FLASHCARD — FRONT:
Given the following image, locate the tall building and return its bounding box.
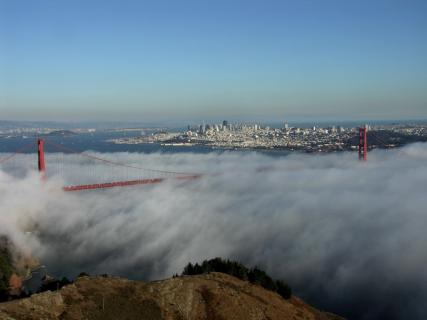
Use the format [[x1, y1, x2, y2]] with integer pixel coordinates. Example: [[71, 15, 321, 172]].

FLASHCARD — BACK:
[[199, 124, 206, 134]]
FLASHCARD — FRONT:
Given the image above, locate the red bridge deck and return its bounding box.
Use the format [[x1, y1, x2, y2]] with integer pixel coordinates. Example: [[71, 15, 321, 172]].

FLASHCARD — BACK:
[[62, 175, 201, 192]]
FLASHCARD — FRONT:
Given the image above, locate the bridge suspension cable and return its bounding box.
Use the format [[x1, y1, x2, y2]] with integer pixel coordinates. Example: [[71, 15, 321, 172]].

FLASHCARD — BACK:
[[37, 139, 201, 191], [44, 140, 198, 176], [0, 142, 35, 165]]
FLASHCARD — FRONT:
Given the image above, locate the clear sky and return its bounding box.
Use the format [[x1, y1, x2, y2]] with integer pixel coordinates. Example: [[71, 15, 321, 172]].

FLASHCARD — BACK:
[[1, 0, 426, 122]]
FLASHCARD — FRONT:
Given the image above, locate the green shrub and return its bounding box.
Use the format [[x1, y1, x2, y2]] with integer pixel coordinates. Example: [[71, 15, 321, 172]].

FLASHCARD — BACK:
[[276, 280, 292, 299], [248, 267, 277, 291], [0, 246, 13, 301], [77, 272, 90, 278], [37, 276, 72, 293], [181, 257, 292, 299]]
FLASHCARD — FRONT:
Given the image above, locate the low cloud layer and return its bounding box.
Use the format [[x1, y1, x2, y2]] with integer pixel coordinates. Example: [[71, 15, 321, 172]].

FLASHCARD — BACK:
[[1, 144, 427, 319]]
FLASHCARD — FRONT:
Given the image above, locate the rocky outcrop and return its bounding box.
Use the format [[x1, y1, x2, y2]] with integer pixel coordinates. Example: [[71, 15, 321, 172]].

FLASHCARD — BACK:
[[0, 272, 343, 320]]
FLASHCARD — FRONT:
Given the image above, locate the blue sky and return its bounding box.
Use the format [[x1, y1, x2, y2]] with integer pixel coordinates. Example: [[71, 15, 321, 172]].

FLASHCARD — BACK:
[[0, 0, 426, 122]]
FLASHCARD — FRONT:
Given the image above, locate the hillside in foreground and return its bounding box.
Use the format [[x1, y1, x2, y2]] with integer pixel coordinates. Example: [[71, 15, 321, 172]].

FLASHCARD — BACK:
[[0, 272, 343, 320]]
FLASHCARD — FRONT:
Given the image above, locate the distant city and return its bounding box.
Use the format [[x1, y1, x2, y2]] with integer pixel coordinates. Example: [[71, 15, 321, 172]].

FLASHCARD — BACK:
[[1, 120, 426, 154], [110, 120, 427, 153]]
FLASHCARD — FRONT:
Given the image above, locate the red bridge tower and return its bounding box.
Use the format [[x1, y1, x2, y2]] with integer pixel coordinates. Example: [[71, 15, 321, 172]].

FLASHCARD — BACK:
[[358, 126, 368, 161], [38, 138, 46, 178]]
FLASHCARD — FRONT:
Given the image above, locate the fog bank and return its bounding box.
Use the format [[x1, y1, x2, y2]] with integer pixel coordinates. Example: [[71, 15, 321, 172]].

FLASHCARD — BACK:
[[1, 144, 427, 319]]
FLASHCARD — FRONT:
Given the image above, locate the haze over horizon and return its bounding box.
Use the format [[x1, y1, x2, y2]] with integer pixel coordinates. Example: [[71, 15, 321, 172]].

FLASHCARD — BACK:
[[1, 0, 427, 121]]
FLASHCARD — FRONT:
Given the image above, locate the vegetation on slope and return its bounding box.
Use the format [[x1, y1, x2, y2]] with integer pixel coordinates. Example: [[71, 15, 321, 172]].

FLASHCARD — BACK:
[[182, 257, 292, 299], [0, 239, 13, 301]]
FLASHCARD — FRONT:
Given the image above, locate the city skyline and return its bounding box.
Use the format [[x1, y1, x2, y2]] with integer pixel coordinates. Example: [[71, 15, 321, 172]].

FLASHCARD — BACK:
[[1, 0, 426, 121]]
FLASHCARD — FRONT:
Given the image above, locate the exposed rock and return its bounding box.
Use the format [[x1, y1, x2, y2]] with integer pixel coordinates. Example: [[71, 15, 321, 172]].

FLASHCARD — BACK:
[[7, 274, 22, 297], [0, 273, 343, 320]]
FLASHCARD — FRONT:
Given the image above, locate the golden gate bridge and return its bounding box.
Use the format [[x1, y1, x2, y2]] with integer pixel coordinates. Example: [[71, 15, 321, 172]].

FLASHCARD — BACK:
[[0, 127, 370, 192]]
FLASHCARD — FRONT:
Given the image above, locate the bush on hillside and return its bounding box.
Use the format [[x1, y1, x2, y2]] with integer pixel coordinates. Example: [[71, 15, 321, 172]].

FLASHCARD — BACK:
[[38, 276, 72, 293], [182, 257, 292, 299], [276, 279, 292, 299], [77, 272, 90, 278], [0, 244, 14, 301]]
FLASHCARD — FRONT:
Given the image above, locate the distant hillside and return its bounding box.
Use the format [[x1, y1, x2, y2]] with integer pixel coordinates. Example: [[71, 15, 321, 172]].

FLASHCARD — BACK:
[[0, 273, 343, 320], [43, 130, 77, 137], [347, 129, 427, 148]]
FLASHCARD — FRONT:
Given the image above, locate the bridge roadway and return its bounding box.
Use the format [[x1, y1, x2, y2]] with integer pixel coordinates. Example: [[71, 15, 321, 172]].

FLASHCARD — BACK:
[[62, 175, 201, 192]]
